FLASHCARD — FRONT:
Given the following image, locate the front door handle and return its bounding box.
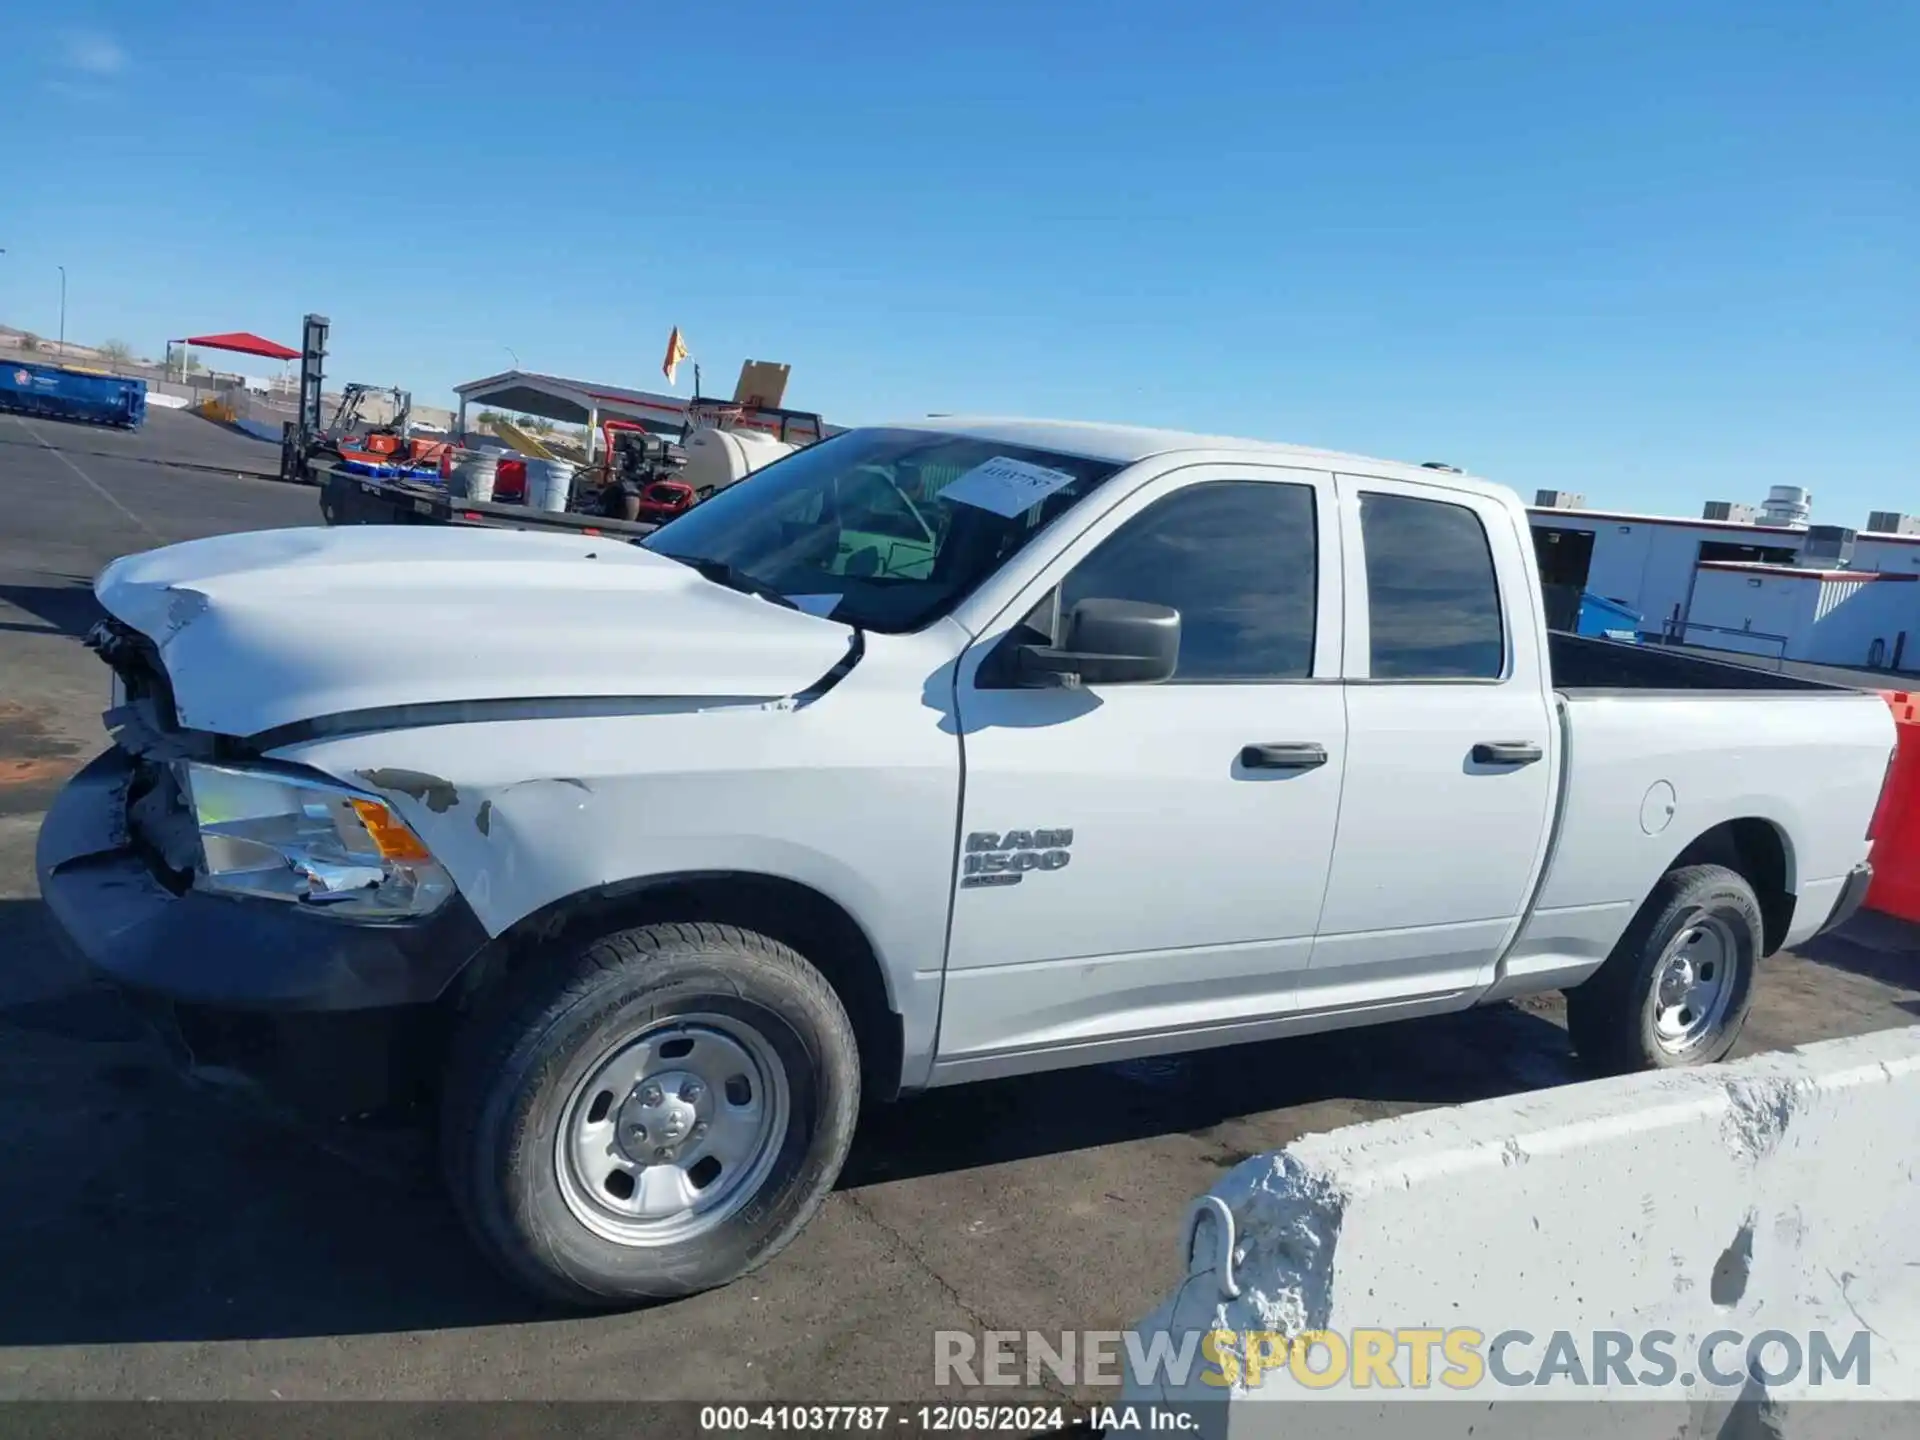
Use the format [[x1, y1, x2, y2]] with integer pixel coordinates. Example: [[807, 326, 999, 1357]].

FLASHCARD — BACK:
[[1472, 740, 1544, 766], [1240, 742, 1329, 770]]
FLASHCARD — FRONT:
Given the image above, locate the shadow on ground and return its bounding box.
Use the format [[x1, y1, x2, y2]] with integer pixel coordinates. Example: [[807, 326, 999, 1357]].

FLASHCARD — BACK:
[[1799, 909, 1920, 1016], [0, 888, 1581, 1348], [0, 899, 549, 1347], [843, 1000, 1577, 1186], [0, 578, 102, 638]]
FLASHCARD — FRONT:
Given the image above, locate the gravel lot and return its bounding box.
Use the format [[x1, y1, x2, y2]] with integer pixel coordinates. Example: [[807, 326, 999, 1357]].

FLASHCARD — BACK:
[[1, 407, 1915, 1404]]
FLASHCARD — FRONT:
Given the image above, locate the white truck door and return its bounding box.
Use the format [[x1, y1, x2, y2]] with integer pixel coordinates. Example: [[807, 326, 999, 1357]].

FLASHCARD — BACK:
[[1306, 476, 1556, 1007], [933, 465, 1347, 1075]]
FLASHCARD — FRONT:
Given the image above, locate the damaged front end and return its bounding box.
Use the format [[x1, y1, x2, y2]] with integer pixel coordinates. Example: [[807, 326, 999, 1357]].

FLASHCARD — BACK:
[[85, 615, 458, 919], [87, 616, 208, 889], [34, 619, 493, 1118]]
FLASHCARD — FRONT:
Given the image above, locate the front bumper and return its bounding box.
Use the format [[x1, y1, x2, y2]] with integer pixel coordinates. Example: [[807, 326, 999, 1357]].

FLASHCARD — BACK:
[[35, 747, 491, 1113], [1813, 861, 1873, 939]]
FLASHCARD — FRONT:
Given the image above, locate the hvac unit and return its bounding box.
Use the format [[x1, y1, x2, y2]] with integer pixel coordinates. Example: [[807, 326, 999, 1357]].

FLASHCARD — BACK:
[[1798, 525, 1856, 568], [1759, 485, 1812, 526]]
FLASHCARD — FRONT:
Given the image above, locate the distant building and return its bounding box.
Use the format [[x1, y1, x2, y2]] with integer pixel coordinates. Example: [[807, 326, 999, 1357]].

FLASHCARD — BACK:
[[1530, 487, 1920, 674]]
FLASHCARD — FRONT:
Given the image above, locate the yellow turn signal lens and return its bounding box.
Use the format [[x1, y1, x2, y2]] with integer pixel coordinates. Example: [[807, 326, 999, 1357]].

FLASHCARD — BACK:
[[350, 798, 435, 862]]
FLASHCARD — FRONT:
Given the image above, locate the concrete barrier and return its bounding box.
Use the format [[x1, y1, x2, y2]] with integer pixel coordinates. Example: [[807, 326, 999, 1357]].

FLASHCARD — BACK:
[[1123, 1026, 1920, 1438]]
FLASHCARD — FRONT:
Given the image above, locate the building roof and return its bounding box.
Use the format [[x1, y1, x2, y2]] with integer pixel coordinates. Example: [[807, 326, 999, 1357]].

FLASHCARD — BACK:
[[1697, 560, 1918, 582], [888, 415, 1511, 495], [1527, 505, 1810, 537], [455, 368, 691, 432], [1530, 504, 1920, 548]]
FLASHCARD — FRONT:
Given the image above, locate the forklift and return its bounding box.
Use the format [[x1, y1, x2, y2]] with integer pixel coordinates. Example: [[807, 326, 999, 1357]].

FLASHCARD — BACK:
[[330, 382, 414, 456], [277, 314, 331, 484], [278, 315, 440, 483]]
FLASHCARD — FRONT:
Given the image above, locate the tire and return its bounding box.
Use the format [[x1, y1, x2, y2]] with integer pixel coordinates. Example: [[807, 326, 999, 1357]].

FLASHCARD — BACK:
[[1564, 864, 1761, 1073], [441, 921, 860, 1308]]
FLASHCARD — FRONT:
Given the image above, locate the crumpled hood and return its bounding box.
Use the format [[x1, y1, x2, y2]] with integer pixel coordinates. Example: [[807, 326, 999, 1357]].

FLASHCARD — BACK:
[[95, 525, 855, 737]]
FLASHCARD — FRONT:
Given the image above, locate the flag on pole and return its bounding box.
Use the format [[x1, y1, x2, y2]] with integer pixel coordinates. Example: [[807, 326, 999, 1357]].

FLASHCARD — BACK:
[[662, 327, 690, 385]]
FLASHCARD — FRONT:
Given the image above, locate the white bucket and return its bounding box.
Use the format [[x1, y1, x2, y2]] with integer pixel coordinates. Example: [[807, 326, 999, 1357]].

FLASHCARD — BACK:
[[528, 457, 575, 513], [448, 449, 499, 502]]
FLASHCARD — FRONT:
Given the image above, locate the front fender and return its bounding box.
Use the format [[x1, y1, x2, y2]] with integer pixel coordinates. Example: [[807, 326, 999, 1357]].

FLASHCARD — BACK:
[[271, 690, 963, 1090]]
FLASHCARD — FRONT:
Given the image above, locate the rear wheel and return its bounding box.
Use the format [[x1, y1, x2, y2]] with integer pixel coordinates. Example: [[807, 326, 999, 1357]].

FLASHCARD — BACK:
[[441, 922, 860, 1308], [1564, 864, 1761, 1072]]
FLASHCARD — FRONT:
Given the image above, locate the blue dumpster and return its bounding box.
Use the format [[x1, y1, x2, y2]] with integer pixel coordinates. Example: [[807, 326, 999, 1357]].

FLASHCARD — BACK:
[[0, 361, 147, 429], [1576, 591, 1642, 643]]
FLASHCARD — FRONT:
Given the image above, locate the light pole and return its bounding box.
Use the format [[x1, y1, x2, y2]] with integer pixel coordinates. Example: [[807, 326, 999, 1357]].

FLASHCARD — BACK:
[[503, 345, 520, 370], [56, 265, 66, 355]]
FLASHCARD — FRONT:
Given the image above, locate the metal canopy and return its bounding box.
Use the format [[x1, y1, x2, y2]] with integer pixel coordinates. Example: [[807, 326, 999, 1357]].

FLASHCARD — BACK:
[[453, 368, 689, 438], [182, 330, 300, 360], [462, 384, 591, 425]]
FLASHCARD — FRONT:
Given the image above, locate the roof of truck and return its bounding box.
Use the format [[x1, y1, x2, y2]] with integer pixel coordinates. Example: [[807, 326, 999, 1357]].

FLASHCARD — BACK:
[[893, 415, 1512, 498]]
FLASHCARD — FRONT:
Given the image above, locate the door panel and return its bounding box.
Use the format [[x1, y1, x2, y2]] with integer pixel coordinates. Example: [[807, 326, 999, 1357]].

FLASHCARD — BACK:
[[935, 465, 1347, 1065], [1307, 478, 1556, 1005], [938, 683, 1349, 1056]]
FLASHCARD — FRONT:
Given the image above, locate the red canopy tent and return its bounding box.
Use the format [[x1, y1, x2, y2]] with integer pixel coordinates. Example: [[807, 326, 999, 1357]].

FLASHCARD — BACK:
[[181, 331, 300, 360]]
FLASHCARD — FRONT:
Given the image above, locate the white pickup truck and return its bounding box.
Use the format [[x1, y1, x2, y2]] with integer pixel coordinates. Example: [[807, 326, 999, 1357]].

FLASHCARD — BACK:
[[37, 418, 1893, 1308]]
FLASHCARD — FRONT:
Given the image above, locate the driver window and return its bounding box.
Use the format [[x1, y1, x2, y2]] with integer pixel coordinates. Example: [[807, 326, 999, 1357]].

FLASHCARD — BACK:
[[1058, 480, 1318, 682]]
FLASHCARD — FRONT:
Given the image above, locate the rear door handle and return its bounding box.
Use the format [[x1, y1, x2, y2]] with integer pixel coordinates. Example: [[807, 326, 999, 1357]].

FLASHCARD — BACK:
[[1472, 740, 1544, 766], [1240, 742, 1329, 770]]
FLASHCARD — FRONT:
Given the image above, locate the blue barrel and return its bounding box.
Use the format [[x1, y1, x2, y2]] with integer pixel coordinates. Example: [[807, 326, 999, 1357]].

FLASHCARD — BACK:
[[0, 361, 147, 428]]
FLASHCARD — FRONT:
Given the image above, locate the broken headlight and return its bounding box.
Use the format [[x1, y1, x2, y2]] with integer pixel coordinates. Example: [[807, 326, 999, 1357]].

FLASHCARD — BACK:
[[179, 762, 454, 920]]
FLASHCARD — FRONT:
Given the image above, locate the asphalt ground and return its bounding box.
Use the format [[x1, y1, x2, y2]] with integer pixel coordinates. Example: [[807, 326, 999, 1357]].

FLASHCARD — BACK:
[[0, 409, 1915, 1403]]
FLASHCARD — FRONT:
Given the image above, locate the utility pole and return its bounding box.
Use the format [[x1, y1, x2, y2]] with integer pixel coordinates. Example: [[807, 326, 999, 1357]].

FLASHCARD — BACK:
[[57, 265, 66, 355]]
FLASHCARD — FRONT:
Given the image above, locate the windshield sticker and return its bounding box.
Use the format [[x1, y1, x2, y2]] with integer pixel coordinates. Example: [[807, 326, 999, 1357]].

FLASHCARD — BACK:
[[938, 455, 1080, 518], [787, 593, 843, 617]]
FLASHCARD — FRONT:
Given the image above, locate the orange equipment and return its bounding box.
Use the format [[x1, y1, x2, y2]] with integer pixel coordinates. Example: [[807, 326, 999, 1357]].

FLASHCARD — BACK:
[[1864, 690, 1920, 924]]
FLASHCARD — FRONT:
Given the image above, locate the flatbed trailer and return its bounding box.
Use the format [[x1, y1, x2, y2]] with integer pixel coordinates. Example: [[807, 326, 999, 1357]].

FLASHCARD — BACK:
[[313, 461, 658, 539]]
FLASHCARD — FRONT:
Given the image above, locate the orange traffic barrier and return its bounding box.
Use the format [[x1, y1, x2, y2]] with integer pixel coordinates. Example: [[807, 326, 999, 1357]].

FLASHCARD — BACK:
[[1865, 691, 1920, 923]]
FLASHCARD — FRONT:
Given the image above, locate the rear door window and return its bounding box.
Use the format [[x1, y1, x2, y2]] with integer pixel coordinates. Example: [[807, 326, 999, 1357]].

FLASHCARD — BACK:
[[1359, 493, 1505, 679]]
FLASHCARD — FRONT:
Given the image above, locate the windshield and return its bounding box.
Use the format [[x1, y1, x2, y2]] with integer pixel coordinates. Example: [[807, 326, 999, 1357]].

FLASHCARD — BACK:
[[642, 428, 1123, 632]]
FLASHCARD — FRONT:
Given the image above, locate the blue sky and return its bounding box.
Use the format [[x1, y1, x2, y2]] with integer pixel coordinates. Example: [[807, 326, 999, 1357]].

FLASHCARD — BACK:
[[2, 1, 1913, 520]]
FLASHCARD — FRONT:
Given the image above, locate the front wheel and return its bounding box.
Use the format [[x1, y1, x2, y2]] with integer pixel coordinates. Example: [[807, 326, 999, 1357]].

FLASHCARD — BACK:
[[1564, 864, 1761, 1072], [441, 922, 860, 1308]]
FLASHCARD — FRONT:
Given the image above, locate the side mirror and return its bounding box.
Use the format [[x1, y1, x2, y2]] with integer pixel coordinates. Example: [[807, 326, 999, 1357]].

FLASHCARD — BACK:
[[1013, 598, 1180, 688]]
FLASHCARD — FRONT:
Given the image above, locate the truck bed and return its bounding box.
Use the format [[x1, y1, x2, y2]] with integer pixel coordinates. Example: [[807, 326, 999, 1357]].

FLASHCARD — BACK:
[[312, 462, 658, 540], [1547, 631, 1849, 695]]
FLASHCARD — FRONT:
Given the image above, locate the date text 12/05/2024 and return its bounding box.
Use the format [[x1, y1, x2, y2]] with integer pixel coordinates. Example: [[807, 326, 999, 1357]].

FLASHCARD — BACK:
[[697, 1403, 1194, 1433]]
